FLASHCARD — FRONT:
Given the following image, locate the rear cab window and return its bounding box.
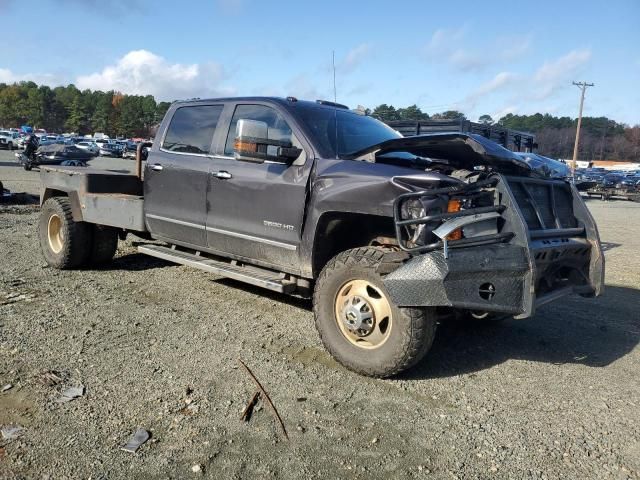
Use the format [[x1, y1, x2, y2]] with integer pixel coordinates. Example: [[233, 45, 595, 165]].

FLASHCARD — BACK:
[[162, 105, 224, 155]]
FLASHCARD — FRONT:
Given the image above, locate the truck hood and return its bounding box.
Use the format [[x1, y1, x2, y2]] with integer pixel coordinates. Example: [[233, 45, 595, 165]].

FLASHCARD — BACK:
[[345, 133, 544, 176]]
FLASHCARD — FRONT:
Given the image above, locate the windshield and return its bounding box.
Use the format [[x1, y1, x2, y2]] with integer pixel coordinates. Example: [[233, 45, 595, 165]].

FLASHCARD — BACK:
[[295, 106, 401, 158]]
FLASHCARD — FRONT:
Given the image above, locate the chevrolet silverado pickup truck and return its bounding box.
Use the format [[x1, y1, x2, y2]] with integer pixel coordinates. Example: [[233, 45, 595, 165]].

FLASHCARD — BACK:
[[37, 97, 604, 377]]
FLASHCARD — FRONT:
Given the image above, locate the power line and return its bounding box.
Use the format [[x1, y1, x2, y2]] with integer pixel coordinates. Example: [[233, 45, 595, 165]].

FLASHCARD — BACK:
[[571, 81, 594, 171]]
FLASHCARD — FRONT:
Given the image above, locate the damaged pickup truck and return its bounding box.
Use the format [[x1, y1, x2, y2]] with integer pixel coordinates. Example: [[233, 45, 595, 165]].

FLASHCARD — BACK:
[[37, 97, 604, 377]]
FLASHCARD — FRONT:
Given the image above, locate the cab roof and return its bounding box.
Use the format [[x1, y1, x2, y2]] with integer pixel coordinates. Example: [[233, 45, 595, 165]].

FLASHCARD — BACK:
[[171, 96, 349, 112]]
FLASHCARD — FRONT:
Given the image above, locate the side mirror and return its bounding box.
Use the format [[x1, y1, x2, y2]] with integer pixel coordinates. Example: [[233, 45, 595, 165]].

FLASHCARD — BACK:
[[234, 118, 302, 164]]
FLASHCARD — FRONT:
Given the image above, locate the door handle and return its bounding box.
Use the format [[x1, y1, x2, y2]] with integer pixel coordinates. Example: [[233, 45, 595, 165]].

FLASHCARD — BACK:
[[150, 163, 163, 171], [212, 170, 232, 180]]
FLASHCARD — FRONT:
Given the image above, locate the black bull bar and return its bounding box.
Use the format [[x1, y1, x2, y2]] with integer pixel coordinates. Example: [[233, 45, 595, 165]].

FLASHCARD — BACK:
[[385, 174, 604, 319]]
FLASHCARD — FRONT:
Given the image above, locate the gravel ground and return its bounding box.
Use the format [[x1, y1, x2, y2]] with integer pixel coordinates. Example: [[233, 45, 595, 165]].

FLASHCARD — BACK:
[[1, 150, 639, 479]]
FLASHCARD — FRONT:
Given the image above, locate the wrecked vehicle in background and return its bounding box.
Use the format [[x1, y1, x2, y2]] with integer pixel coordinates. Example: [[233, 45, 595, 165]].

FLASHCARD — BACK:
[[36, 97, 604, 378], [16, 144, 94, 170]]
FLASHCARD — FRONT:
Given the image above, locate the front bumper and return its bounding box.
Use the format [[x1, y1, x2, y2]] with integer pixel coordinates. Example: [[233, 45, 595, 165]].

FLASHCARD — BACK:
[[384, 174, 604, 319]]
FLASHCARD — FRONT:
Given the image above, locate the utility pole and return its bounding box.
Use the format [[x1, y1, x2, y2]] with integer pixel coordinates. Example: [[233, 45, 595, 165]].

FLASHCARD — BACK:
[[571, 81, 594, 172]]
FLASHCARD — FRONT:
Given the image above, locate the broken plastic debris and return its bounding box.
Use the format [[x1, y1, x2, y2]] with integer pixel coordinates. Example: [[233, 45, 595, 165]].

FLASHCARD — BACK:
[[56, 385, 85, 403], [121, 428, 150, 453], [1, 384, 13, 392], [1, 425, 24, 440], [39, 370, 63, 386]]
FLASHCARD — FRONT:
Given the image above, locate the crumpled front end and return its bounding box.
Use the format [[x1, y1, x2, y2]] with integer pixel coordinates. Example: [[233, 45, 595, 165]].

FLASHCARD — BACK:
[[384, 174, 604, 319]]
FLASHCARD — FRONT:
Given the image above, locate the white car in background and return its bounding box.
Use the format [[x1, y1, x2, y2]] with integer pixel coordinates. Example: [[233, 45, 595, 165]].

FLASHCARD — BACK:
[[75, 141, 100, 155], [0, 131, 18, 150]]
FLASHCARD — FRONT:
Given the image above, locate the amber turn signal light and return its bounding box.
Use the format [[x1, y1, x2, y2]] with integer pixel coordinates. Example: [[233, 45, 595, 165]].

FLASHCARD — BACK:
[[446, 199, 463, 240], [234, 140, 257, 152]]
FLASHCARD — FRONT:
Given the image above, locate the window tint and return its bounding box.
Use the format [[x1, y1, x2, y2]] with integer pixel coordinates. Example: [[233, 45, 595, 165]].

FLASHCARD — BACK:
[[162, 105, 223, 155], [224, 104, 294, 155]]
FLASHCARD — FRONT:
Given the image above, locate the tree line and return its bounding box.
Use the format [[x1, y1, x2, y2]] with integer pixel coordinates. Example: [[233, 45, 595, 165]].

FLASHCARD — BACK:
[[370, 104, 640, 162], [1, 81, 638, 160], [0, 81, 171, 138]]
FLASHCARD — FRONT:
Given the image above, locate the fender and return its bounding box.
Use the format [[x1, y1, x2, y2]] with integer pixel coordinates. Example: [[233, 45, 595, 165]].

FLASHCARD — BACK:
[[299, 158, 459, 277], [41, 187, 84, 222]]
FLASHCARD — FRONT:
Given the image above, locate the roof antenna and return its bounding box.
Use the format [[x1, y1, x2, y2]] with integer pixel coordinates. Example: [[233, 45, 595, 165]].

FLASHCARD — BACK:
[[332, 50, 339, 159]]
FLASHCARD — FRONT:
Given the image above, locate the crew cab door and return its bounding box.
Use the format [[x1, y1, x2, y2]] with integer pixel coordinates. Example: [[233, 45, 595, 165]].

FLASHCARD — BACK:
[[205, 103, 312, 271], [144, 104, 224, 247]]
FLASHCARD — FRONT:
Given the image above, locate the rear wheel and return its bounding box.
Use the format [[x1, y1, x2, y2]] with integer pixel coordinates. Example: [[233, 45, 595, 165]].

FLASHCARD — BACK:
[[313, 247, 437, 378], [39, 197, 91, 269]]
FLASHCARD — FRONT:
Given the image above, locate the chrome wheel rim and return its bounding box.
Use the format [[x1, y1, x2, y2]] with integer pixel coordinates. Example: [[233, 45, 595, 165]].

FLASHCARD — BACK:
[[334, 279, 393, 349]]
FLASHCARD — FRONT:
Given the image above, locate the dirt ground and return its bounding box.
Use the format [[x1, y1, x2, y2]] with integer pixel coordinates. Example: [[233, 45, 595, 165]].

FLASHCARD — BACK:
[[1, 151, 639, 479]]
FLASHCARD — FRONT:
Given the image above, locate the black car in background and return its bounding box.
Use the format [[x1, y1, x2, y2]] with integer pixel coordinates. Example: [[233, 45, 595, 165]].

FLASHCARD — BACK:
[[601, 174, 625, 188], [619, 175, 640, 190]]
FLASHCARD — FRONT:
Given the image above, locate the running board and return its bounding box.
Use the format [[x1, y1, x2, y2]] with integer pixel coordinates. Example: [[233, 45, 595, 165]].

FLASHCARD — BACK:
[[138, 244, 297, 294]]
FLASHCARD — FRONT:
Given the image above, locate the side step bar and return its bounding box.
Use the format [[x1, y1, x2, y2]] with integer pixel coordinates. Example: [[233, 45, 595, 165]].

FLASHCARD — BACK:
[[138, 244, 297, 294]]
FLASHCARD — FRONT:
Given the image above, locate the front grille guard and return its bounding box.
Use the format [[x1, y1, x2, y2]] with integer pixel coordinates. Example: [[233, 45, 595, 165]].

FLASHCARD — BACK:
[[393, 176, 512, 254]]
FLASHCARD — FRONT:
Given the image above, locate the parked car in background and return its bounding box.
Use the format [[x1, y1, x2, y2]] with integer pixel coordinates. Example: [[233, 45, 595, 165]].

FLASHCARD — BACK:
[[602, 174, 625, 188], [94, 138, 109, 149], [0, 130, 19, 150], [39, 144, 95, 162], [619, 175, 640, 191], [98, 142, 123, 157], [122, 140, 139, 159], [75, 141, 100, 155]]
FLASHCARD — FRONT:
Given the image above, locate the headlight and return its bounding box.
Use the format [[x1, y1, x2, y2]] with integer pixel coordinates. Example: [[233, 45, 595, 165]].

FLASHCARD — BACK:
[[400, 199, 426, 246], [400, 198, 425, 220]]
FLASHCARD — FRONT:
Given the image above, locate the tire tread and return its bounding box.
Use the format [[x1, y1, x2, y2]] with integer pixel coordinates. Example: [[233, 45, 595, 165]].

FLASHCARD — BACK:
[[313, 247, 436, 377]]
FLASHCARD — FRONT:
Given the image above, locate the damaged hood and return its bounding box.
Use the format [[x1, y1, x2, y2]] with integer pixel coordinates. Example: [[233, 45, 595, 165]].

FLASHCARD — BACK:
[[345, 133, 547, 176]]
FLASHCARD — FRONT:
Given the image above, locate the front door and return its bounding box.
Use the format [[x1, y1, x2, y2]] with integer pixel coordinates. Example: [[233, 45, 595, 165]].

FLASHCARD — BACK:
[[205, 103, 312, 271], [144, 103, 224, 248]]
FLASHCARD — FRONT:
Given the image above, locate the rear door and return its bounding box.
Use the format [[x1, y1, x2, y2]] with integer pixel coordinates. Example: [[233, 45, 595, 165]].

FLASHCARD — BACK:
[[205, 102, 312, 271], [144, 103, 224, 248]]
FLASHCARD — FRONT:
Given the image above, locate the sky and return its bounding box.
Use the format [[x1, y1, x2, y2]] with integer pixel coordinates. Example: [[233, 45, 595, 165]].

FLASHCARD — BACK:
[[0, 0, 638, 124]]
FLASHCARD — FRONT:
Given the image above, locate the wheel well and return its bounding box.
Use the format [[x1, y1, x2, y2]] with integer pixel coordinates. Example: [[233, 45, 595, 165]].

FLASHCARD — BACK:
[[42, 188, 68, 204], [312, 212, 396, 276]]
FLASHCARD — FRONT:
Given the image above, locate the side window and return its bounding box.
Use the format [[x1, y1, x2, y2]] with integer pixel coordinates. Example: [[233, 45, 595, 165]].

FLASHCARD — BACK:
[[162, 105, 223, 155], [224, 104, 294, 155]]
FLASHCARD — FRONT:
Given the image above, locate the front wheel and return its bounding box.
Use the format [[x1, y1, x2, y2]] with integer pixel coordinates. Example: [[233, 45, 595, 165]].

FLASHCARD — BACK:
[[313, 247, 437, 378]]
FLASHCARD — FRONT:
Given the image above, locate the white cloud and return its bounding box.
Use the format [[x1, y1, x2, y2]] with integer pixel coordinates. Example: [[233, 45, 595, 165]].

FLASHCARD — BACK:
[[472, 72, 519, 98], [500, 35, 533, 61], [425, 27, 466, 55], [0, 68, 64, 86], [533, 49, 591, 99], [425, 27, 532, 73], [490, 105, 518, 121], [448, 49, 485, 72], [76, 50, 234, 101], [283, 73, 328, 100], [338, 43, 371, 74], [534, 49, 591, 84]]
